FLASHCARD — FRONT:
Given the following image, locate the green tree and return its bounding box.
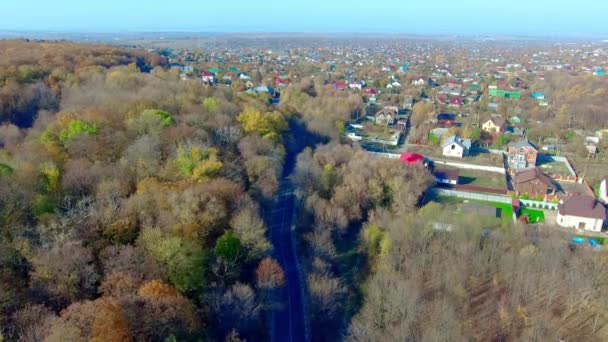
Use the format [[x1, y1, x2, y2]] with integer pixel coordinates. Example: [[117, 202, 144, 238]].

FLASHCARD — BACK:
[[470, 128, 482, 141], [33, 194, 55, 217], [58, 120, 98, 142], [138, 227, 206, 293], [215, 231, 242, 262], [127, 109, 173, 135], [0, 162, 13, 176]]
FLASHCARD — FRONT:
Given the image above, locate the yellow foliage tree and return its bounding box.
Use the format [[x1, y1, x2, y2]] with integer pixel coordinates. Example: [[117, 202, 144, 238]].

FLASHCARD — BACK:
[[175, 145, 223, 182], [237, 108, 288, 140], [39, 162, 60, 193]]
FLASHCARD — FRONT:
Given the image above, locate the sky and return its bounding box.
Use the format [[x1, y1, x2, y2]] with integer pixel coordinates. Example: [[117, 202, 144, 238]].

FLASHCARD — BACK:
[[1, 0, 607, 37]]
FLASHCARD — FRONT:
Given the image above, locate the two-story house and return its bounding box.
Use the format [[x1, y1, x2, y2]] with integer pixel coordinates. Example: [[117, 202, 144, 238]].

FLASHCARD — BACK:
[[482, 116, 507, 134], [374, 106, 398, 126], [507, 139, 538, 170]]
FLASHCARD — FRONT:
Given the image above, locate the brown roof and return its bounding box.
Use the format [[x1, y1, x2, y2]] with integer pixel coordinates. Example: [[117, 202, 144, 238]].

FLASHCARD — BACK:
[[434, 168, 460, 181], [513, 168, 553, 187], [490, 116, 507, 127], [375, 107, 397, 118], [559, 195, 606, 220]]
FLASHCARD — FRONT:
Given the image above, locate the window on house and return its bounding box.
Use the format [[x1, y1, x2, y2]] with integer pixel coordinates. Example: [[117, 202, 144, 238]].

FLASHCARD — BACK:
[[578, 222, 586, 230], [451, 144, 455, 150]]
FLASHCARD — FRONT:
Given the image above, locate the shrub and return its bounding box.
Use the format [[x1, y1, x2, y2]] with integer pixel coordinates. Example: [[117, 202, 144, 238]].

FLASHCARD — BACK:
[[0, 163, 13, 176], [33, 194, 55, 217]]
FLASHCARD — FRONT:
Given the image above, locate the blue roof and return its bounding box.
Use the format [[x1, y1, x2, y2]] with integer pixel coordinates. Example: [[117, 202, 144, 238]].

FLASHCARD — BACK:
[[531, 92, 544, 98], [442, 135, 471, 149], [437, 113, 456, 121]]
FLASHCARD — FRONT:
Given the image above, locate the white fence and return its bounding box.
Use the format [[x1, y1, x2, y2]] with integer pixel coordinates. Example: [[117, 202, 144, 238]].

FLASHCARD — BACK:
[[538, 155, 577, 177], [433, 160, 506, 174], [370, 152, 506, 174], [428, 187, 511, 203], [549, 156, 577, 177], [519, 199, 558, 210], [370, 152, 400, 159], [430, 188, 558, 211]]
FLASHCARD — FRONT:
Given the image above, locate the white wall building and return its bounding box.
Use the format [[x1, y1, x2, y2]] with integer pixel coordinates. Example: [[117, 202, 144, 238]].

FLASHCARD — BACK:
[[441, 135, 471, 158], [556, 196, 606, 232], [600, 177, 608, 204]]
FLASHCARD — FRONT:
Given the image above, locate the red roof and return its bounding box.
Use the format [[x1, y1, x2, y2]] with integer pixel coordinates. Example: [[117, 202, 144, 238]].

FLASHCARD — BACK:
[[449, 96, 463, 104], [336, 81, 346, 90], [436, 94, 448, 104], [201, 71, 214, 77], [400, 152, 425, 164]]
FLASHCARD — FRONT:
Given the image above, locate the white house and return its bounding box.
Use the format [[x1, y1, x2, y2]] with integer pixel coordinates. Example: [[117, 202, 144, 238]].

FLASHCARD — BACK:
[[412, 78, 425, 86], [557, 195, 606, 232], [349, 82, 363, 90], [441, 135, 471, 158], [600, 177, 608, 204], [201, 71, 215, 84]]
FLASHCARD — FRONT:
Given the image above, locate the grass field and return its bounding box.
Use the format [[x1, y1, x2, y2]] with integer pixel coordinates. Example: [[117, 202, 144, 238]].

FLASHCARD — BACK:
[[477, 201, 513, 222], [459, 169, 507, 189], [520, 208, 545, 223], [537, 160, 572, 176]]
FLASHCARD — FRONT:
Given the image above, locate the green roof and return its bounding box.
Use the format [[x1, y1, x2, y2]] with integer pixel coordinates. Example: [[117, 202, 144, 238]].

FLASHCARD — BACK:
[[208, 67, 220, 74], [489, 89, 520, 99], [228, 66, 239, 73]]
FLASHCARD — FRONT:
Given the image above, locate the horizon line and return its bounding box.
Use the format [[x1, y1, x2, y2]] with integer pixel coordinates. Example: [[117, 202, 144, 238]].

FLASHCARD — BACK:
[[1, 29, 607, 40]]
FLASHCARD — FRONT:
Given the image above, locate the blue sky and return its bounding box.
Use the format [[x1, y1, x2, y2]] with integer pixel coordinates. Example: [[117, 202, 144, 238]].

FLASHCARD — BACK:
[[1, 0, 607, 36]]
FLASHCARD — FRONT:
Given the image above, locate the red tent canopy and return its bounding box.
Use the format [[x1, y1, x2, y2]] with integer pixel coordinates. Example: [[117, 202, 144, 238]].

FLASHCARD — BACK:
[[400, 152, 425, 164]]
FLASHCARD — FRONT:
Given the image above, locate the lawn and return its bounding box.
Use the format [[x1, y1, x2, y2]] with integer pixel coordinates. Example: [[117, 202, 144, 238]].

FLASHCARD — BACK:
[[537, 160, 572, 176], [459, 169, 507, 189], [520, 208, 545, 223], [480, 201, 513, 222], [424, 196, 514, 227], [361, 122, 399, 140]]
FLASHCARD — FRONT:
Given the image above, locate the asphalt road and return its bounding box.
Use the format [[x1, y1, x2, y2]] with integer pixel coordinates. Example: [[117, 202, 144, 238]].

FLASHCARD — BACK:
[[265, 118, 319, 342], [267, 179, 308, 342]]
